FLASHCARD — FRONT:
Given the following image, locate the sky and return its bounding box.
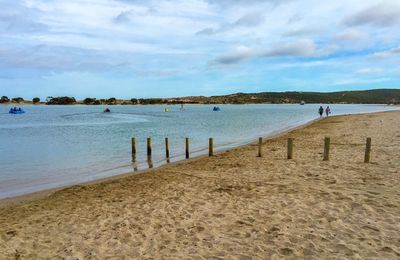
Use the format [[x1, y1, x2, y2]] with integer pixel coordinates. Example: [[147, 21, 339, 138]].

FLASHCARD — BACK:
[[1, 0, 400, 99]]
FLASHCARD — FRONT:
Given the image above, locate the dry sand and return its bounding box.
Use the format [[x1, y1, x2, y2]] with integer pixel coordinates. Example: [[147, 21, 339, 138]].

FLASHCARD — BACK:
[[1, 111, 399, 259]]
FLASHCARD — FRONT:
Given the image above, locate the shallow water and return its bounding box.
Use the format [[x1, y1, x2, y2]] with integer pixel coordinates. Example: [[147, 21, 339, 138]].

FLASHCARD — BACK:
[[0, 104, 398, 198]]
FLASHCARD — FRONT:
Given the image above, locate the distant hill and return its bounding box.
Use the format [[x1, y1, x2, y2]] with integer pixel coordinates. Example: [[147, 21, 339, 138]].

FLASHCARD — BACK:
[[184, 89, 400, 104], [1, 89, 399, 105]]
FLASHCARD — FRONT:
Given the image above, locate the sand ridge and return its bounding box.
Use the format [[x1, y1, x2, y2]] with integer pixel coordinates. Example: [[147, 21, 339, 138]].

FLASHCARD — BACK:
[[0, 111, 399, 259]]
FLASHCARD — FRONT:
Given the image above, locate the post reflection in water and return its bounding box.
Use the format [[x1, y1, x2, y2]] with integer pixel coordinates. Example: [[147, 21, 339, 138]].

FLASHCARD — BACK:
[[131, 162, 138, 172], [147, 158, 153, 169]]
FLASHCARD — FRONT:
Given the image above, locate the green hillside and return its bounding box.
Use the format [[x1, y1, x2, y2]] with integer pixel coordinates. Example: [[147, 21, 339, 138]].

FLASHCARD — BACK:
[[177, 89, 400, 104]]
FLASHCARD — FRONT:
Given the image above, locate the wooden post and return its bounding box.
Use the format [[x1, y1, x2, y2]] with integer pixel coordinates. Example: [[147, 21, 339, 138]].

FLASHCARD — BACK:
[[287, 138, 293, 160], [185, 137, 190, 159], [258, 137, 262, 157], [364, 137, 372, 163], [323, 137, 330, 161], [165, 137, 170, 163], [209, 138, 213, 157], [131, 137, 136, 162], [147, 137, 152, 161]]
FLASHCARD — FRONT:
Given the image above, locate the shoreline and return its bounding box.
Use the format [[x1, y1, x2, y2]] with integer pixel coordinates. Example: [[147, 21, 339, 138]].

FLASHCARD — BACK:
[[1, 110, 399, 258], [0, 109, 391, 205], [0, 114, 323, 207]]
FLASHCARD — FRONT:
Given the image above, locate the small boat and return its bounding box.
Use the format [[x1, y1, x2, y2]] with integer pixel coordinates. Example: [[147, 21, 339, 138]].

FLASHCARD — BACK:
[[164, 108, 169, 112], [213, 106, 221, 111], [9, 108, 25, 114], [103, 108, 111, 113], [300, 101, 305, 105]]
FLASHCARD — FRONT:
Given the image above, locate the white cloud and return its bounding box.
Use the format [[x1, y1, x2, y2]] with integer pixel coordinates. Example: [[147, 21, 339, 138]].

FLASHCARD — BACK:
[[262, 39, 336, 58], [213, 46, 253, 64], [283, 27, 323, 37], [195, 27, 216, 35], [233, 12, 265, 27], [370, 47, 400, 59], [345, 3, 400, 27], [335, 30, 369, 42], [356, 68, 383, 75], [195, 11, 265, 36], [262, 39, 316, 57], [114, 10, 133, 23]]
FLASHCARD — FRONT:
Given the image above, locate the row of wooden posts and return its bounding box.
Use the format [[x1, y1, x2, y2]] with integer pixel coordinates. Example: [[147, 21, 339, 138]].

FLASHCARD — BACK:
[[131, 136, 373, 164], [131, 137, 214, 163]]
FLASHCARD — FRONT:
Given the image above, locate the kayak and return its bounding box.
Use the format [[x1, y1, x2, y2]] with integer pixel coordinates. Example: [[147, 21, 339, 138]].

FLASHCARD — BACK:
[[9, 110, 25, 114]]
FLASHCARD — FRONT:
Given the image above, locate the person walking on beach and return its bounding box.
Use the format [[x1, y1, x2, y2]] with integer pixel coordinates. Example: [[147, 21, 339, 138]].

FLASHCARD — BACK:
[[318, 106, 324, 117], [325, 106, 331, 116]]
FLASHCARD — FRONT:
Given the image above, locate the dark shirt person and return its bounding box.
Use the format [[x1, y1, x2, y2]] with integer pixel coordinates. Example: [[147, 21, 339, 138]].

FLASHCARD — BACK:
[[318, 106, 324, 117]]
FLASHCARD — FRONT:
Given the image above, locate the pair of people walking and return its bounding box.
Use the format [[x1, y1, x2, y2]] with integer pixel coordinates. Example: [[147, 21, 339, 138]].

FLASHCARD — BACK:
[[318, 106, 331, 117]]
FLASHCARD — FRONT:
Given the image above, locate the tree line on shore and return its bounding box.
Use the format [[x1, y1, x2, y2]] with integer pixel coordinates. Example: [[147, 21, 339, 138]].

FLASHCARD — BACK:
[[1, 89, 399, 105], [0, 96, 188, 105], [1, 96, 41, 104]]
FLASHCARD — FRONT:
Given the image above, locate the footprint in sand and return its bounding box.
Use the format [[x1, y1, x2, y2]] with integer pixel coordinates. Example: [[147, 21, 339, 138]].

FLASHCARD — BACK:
[[279, 247, 294, 256]]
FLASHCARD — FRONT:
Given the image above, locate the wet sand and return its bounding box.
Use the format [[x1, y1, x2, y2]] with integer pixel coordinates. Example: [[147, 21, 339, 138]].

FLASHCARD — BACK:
[[1, 111, 399, 259]]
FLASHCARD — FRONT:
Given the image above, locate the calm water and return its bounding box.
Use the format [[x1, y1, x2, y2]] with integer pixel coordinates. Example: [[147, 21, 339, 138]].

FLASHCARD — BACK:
[[0, 104, 398, 198]]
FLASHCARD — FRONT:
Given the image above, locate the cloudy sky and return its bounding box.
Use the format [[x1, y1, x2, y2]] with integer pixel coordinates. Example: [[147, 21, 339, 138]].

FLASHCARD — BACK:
[[1, 0, 400, 99]]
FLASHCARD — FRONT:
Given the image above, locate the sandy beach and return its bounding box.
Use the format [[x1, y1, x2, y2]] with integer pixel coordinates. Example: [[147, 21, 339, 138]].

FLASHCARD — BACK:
[[1, 110, 399, 259]]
